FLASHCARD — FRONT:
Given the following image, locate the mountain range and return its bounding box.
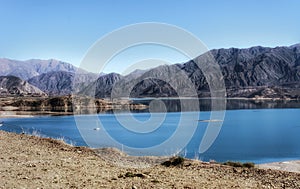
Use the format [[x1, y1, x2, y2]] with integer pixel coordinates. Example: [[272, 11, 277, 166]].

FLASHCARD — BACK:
[[0, 58, 81, 80], [0, 44, 299, 99]]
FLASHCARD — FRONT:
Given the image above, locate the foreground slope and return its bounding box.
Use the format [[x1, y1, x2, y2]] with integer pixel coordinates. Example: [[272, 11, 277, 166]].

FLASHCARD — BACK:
[[0, 131, 299, 188]]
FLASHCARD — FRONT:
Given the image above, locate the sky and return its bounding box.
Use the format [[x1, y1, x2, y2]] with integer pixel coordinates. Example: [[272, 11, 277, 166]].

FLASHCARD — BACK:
[[0, 0, 300, 73]]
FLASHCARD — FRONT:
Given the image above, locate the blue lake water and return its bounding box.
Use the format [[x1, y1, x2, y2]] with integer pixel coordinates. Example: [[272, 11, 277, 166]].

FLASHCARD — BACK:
[[1, 108, 300, 164]]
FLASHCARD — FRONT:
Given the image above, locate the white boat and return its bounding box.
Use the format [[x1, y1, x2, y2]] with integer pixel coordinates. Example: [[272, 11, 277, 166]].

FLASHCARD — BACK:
[[0, 121, 3, 126], [198, 119, 222, 122]]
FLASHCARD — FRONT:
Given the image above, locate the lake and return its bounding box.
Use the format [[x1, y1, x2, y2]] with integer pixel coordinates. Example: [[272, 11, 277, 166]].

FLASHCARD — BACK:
[[1, 99, 300, 164]]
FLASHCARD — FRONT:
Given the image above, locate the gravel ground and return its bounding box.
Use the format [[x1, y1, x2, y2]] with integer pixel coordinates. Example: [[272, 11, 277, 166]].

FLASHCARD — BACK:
[[0, 131, 299, 189]]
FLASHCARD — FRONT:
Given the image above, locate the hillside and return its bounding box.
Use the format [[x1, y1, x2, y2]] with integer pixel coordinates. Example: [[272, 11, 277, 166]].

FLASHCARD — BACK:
[[0, 58, 82, 80], [28, 71, 98, 96], [1, 44, 300, 98], [84, 44, 300, 99], [0, 76, 45, 96], [0, 130, 299, 188], [80, 73, 123, 98]]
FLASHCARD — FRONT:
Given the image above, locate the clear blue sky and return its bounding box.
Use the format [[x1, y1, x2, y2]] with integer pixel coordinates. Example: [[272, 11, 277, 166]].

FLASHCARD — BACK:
[[0, 0, 299, 73]]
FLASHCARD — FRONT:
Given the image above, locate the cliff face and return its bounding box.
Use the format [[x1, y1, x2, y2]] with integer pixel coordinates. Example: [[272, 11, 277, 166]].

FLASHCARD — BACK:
[[0, 76, 45, 96]]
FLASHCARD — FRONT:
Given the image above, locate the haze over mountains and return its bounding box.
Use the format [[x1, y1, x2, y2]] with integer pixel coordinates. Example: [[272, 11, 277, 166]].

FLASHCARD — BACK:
[[0, 44, 299, 98]]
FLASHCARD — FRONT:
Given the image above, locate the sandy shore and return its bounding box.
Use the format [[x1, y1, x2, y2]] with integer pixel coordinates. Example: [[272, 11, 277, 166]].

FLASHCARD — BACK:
[[0, 111, 74, 118], [0, 111, 35, 118], [258, 160, 300, 173], [0, 131, 300, 188]]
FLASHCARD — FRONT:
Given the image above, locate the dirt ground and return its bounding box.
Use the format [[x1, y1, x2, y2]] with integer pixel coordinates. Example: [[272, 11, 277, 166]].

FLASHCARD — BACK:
[[0, 130, 300, 189]]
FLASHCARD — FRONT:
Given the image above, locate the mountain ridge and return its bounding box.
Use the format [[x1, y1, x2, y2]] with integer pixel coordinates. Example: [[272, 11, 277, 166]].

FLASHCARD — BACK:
[[1, 43, 300, 99], [27, 71, 98, 96], [85, 44, 300, 99], [0, 58, 87, 80]]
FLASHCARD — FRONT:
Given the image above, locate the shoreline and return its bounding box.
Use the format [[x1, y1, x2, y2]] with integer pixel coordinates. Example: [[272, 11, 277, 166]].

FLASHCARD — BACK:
[[1, 110, 300, 170], [0, 130, 299, 188], [0, 111, 35, 118], [0, 128, 299, 172], [1, 106, 300, 119], [258, 160, 300, 173]]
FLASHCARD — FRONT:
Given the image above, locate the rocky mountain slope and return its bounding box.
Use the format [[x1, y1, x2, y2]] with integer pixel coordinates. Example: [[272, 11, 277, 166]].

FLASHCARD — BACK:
[[0, 76, 45, 96], [83, 44, 300, 99], [28, 71, 98, 96], [1, 44, 300, 98], [0, 58, 83, 80], [80, 73, 123, 98], [0, 58, 100, 96]]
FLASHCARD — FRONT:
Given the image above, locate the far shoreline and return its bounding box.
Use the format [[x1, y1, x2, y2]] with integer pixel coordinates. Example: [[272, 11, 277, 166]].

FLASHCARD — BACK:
[[258, 160, 300, 173]]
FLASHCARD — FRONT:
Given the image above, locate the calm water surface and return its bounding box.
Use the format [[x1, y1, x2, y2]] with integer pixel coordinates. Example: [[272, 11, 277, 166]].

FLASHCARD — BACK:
[[1, 99, 300, 164]]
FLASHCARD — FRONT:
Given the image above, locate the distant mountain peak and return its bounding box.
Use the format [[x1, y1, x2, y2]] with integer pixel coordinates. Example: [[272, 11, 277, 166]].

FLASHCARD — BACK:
[[289, 43, 300, 48], [0, 58, 80, 80]]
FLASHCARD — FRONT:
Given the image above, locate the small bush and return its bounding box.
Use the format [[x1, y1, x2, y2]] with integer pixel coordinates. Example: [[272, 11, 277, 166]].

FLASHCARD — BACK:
[[151, 179, 160, 183], [242, 162, 255, 168], [172, 156, 185, 166], [120, 172, 146, 178], [161, 156, 185, 167], [223, 161, 243, 167], [223, 161, 254, 168], [125, 172, 135, 177]]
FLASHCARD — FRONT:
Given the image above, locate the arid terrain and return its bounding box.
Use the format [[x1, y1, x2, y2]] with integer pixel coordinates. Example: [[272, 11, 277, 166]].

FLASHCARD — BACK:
[[0, 96, 147, 116], [0, 130, 299, 188]]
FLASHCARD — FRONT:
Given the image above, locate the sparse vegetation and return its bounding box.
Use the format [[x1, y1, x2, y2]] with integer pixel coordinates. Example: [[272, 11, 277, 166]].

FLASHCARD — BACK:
[[223, 161, 255, 168], [242, 162, 255, 168], [1, 130, 300, 188], [161, 156, 185, 167], [151, 179, 160, 183], [118, 172, 146, 179]]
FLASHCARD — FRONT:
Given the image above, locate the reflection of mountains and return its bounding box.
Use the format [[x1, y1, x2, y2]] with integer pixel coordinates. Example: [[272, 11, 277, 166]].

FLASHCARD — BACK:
[[226, 99, 300, 110], [131, 99, 300, 112]]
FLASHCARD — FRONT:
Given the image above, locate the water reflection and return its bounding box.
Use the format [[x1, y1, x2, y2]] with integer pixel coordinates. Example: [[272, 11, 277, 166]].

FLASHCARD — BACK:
[[131, 98, 300, 113], [4, 99, 300, 115]]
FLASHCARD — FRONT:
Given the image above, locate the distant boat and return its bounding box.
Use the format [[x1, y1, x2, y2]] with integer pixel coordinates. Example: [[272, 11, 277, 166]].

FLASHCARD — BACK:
[[93, 127, 100, 131], [0, 121, 3, 126], [198, 119, 222, 122]]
